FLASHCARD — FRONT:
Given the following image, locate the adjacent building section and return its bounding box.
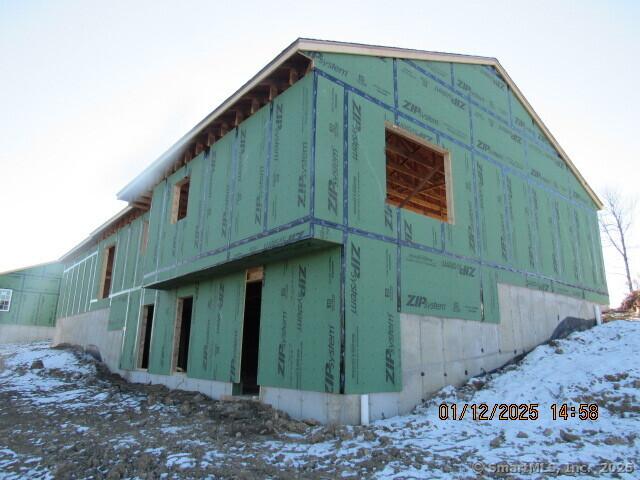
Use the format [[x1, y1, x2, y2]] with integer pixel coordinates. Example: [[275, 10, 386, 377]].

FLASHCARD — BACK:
[[0, 262, 62, 343]]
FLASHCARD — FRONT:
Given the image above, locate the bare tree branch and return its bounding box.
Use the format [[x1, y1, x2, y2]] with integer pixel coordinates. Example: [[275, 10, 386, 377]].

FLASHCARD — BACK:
[[599, 189, 636, 294]]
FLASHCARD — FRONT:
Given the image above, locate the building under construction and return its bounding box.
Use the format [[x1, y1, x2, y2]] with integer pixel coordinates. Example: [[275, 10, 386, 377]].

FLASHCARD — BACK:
[[1, 39, 609, 423]]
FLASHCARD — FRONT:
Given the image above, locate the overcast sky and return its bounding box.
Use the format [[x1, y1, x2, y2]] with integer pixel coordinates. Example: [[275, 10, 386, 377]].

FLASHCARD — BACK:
[[1, 0, 638, 305]]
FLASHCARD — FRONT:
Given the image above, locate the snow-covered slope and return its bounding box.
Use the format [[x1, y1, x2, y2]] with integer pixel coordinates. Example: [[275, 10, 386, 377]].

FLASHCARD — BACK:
[[269, 320, 640, 478]]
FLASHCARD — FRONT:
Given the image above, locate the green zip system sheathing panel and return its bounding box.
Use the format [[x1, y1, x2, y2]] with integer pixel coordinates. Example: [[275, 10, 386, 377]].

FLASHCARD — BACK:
[[400, 248, 482, 320], [147, 289, 177, 375], [258, 247, 341, 393], [314, 76, 344, 225], [186, 272, 245, 382], [119, 288, 142, 370], [344, 236, 400, 394], [347, 93, 397, 237], [0, 263, 62, 327]]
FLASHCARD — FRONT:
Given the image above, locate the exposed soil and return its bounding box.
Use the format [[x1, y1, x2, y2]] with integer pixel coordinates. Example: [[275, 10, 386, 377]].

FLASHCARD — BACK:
[[0, 345, 409, 479]]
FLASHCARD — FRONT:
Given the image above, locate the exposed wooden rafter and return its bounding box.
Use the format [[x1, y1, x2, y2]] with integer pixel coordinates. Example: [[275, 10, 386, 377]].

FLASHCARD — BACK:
[[126, 52, 312, 211], [385, 126, 449, 222]]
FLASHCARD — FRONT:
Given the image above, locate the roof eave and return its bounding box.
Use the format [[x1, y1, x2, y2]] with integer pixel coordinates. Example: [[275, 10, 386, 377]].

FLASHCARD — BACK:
[[117, 38, 603, 210], [117, 38, 308, 202]]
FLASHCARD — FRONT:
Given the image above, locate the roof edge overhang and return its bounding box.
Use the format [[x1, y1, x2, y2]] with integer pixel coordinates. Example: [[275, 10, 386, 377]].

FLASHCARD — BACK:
[[117, 38, 602, 209], [59, 206, 135, 262], [116, 38, 311, 202]]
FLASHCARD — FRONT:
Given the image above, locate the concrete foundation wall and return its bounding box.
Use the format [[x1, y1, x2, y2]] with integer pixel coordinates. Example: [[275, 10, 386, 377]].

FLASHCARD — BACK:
[[125, 371, 233, 398], [261, 386, 360, 424], [53, 284, 600, 425], [53, 308, 122, 371], [367, 283, 600, 421], [0, 324, 55, 344]]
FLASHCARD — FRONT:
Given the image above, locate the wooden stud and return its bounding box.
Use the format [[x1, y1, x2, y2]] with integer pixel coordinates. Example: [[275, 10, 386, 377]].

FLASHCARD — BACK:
[[288, 67, 298, 85], [250, 98, 260, 114], [234, 110, 243, 127], [268, 84, 278, 101], [132, 201, 150, 211]]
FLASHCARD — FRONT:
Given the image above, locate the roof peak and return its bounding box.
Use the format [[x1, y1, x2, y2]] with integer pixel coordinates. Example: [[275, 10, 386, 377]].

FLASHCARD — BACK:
[[294, 37, 497, 63]]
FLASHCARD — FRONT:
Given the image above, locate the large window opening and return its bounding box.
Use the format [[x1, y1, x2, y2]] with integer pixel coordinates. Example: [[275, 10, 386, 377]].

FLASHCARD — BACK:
[[385, 126, 451, 223], [239, 267, 263, 395], [170, 177, 190, 223], [99, 245, 116, 299], [173, 297, 193, 373], [138, 304, 155, 370]]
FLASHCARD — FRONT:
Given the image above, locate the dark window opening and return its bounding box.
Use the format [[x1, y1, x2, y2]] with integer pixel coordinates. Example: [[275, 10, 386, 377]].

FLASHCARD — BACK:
[[385, 126, 449, 222], [138, 304, 154, 369], [100, 245, 116, 299], [239, 269, 263, 395], [171, 177, 190, 223], [174, 297, 193, 373], [140, 220, 149, 254]]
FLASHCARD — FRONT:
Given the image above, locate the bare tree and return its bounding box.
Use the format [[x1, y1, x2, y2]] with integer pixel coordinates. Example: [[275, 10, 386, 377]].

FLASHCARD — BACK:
[[599, 190, 636, 294]]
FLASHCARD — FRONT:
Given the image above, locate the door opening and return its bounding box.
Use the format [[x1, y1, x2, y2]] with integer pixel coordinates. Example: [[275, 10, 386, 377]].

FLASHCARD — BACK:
[[174, 297, 193, 373], [239, 267, 263, 395], [138, 304, 154, 369], [99, 245, 116, 299]]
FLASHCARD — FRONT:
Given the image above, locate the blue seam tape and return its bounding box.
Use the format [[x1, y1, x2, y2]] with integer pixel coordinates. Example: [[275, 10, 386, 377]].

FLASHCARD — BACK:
[[263, 103, 274, 232], [310, 71, 318, 238]]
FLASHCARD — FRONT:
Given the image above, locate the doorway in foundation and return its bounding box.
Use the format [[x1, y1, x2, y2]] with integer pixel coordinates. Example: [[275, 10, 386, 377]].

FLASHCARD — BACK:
[[138, 304, 155, 370], [239, 267, 263, 395], [173, 297, 193, 373]]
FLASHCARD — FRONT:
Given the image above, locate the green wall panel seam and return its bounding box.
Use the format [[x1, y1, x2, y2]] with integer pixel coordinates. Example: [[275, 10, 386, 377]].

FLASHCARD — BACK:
[[310, 217, 607, 297]]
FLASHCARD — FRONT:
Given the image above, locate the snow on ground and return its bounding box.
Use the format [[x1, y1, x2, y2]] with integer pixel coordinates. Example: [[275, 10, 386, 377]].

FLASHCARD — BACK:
[[337, 320, 640, 477], [0, 321, 638, 479], [262, 320, 640, 478]]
